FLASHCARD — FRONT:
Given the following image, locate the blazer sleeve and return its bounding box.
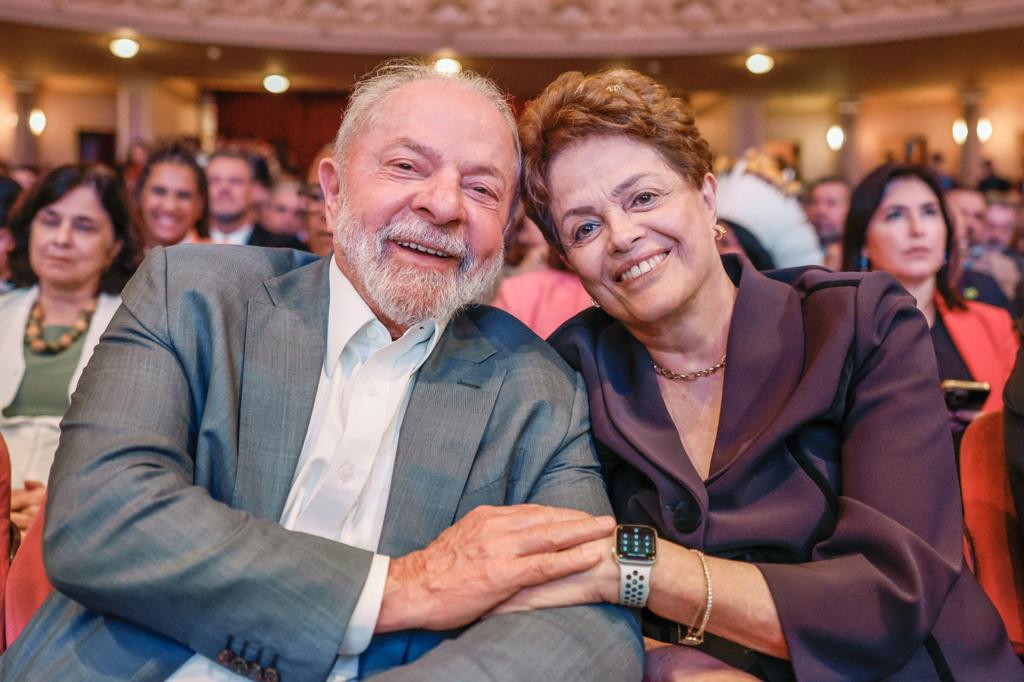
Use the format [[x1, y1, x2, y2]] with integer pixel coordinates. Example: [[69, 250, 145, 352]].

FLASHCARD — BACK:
[[1006, 343, 1024, 524], [756, 275, 965, 680], [365, 371, 644, 681], [42, 250, 373, 681]]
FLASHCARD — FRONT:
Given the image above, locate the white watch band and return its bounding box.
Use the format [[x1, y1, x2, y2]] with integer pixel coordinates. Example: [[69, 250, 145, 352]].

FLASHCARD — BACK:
[[618, 562, 652, 608]]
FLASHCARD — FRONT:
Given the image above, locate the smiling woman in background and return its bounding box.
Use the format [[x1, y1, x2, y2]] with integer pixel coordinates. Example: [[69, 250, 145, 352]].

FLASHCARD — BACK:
[[0, 164, 139, 532], [497, 68, 1022, 680], [134, 141, 208, 249]]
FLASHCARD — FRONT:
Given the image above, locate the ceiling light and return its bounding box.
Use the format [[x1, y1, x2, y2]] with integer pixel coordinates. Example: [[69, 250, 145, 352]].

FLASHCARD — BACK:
[[28, 108, 46, 136], [263, 74, 290, 94], [109, 37, 140, 59], [977, 117, 993, 143], [952, 118, 968, 145], [433, 57, 462, 75], [826, 125, 845, 152], [745, 52, 774, 75]]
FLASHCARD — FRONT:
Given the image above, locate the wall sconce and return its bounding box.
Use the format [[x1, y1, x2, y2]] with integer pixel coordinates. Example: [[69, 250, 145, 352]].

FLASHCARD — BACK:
[[28, 108, 46, 136], [952, 118, 968, 145], [433, 57, 462, 75], [745, 52, 774, 75], [977, 117, 993, 143], [109, 37, 140, 59], [826, 125, 845, 151]]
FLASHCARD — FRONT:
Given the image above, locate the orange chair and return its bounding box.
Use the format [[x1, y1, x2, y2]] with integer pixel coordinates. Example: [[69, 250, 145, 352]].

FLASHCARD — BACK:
[[4, 500, 51, 649], [960, 411, 1024, 654], [0, 433, 10, 652]]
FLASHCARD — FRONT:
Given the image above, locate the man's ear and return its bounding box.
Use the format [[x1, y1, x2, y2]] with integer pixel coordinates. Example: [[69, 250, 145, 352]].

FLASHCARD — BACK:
[[319, 157, 342, 227]]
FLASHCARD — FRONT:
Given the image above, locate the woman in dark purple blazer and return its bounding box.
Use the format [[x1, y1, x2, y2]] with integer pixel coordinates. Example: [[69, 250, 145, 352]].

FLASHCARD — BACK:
[[497, 68, 1022, 680]]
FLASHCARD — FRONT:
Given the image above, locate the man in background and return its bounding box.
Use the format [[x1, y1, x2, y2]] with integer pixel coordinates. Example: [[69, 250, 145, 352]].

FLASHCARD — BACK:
[[804, 176, 850, 271], [206, 149, 303, 248]]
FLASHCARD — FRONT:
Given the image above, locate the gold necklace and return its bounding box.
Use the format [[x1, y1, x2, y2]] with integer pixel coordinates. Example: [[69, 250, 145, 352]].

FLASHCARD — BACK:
[[25, 299, 96, 355], [652, 354, 727, 382]]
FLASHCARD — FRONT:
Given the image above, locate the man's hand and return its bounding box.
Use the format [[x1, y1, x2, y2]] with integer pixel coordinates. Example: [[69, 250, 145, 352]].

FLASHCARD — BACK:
[[375, 504, 615, 632], [488, 534, 618, 615], [11, 480, 46, 532]]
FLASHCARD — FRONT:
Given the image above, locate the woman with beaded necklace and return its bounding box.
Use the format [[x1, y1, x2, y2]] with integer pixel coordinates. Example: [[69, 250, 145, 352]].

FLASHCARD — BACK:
[[0, 164, 139, 534]]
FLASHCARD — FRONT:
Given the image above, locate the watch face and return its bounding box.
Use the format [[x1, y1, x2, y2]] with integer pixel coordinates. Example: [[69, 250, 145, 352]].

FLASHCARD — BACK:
[[615, 525, 656, 561]]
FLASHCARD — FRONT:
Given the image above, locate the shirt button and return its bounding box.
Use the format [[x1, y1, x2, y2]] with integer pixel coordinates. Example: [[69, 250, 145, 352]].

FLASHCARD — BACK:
[[340, 464, 354, 482]]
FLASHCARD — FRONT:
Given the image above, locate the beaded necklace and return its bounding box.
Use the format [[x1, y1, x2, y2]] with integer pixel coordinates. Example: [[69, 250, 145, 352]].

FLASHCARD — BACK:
[[24, 299, 96, 354]]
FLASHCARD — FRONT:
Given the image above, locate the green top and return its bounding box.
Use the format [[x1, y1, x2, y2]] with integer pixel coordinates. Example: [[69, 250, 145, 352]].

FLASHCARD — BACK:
[[3, 325, 87, 418]]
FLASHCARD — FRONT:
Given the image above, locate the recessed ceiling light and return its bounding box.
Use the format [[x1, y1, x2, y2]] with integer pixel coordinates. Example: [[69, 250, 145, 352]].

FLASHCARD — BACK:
[[263, 74, 290, 94], [745, 52, 774, 75], [109, 37, 140, 59]]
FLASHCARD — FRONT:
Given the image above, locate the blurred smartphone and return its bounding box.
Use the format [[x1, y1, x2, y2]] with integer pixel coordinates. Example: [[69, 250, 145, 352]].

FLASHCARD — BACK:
[[940, 380, 991, 412]]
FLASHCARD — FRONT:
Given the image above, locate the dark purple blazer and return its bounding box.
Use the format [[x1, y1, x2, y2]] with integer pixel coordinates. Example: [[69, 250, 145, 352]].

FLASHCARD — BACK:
[[550, 255, 1021, 681]]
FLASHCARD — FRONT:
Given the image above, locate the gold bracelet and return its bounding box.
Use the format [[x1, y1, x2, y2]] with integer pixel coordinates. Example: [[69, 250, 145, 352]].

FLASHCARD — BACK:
[[680, 549, 713, 646]]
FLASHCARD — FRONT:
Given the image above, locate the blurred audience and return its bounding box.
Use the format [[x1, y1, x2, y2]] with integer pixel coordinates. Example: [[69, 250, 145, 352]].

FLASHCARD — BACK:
[[945, 187, 1016, 311], [301, 182, 333, 257], [803, 176, 850, 270], [206, 149, 302, 248], [978, 159, 1013, 193], [120, 139, 150, 193], [135, 142, 209, 249], [262, 178, 307, 241], [842, 164, 1019, 429], [1006, 342, 1024, 526], [0, 164, 141, 532], [11, 164, 41, 193], [716, 218, 776, 271], [1, 175, 23, 291]]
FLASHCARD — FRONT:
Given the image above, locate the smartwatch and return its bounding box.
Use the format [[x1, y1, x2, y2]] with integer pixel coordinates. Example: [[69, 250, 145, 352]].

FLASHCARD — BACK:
[[613, 524, 657, 608]]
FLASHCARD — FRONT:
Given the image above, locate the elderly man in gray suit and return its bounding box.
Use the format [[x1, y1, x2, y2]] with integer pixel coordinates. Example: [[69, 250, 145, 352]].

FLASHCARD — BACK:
[[0, 63, 642, 680]]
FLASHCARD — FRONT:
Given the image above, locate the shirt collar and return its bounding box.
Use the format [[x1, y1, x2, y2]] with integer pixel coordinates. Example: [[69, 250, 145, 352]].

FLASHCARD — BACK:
[[325, 255, 447, 378]]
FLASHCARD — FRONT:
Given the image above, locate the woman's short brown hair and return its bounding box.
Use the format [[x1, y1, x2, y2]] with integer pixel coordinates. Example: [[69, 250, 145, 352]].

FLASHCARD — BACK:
[[519, 69, 712, 254]]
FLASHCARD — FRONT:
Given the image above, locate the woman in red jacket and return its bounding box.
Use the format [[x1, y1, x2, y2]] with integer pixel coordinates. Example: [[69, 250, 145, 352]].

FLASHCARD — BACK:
[[842, 164, 1018, 416]]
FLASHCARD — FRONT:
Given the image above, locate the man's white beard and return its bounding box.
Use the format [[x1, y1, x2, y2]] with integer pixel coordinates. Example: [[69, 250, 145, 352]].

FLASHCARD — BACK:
[[333, 199, 504, 329]]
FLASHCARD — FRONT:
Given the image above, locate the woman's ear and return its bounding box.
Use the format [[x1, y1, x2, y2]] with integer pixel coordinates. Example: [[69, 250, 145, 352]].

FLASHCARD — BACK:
[[701, 172, 718, 217]]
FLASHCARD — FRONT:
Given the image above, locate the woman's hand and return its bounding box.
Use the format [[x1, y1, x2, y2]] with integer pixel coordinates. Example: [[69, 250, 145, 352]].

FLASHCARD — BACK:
[[488, 533, 619, 615], [643, 638, 760, 682], [11, 480, 46, 532]]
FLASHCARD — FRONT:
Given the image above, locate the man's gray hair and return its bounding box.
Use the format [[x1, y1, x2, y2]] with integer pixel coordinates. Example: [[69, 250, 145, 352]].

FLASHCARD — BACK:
[[334, 60, 522, 224]]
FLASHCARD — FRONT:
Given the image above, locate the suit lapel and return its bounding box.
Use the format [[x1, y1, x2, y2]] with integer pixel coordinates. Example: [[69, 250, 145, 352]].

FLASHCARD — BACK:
[[378, 313, 504, 558], [232, 257, 329, 520]]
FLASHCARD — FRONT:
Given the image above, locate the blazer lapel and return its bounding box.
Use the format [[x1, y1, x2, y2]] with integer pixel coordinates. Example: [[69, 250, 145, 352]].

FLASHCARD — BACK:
[[378, 313, 504, 558], [232, 257, 329, 520]]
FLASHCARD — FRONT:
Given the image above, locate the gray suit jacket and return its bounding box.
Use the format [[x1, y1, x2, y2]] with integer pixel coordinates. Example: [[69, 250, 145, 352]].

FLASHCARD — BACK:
[[0, 245, 641, 681]]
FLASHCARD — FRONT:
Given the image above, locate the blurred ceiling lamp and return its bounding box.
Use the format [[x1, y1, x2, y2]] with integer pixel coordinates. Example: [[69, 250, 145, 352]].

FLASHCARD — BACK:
[[952, 118, 968, 145], [433, 57, 462, 75], [109, 37, 140, 59], [28, 108, 46, 136], [977, 117, 993, 143], [826, 125, 845, 151], [745, 52, 774, 75], [263, 74, 290, 94]]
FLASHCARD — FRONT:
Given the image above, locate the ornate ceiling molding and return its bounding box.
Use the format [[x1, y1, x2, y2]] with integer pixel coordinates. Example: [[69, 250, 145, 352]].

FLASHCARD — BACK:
[[2, 0, 1024, 56]]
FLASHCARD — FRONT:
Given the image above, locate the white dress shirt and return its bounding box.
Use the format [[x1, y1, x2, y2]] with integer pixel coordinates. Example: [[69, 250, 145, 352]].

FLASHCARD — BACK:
[[208, 224, 254, 245], [170, 256, 446, 681]]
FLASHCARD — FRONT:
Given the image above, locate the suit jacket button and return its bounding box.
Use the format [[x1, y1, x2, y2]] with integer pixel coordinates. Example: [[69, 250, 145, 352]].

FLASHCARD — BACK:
[[216, 649, 234, 666], [231, 657, 251, 676], [671, 494, 702, 533], [246, 663, 263, 680], [262, 668, 280, 682]]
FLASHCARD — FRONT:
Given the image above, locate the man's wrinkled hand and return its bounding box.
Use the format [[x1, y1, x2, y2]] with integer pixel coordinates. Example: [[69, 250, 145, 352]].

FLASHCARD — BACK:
[[375, 504, 615, 632]]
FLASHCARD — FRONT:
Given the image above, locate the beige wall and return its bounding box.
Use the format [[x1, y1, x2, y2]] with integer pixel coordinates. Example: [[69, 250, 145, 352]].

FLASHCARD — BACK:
[[36, 87, 118, 166], [0, 80, 17, 163]]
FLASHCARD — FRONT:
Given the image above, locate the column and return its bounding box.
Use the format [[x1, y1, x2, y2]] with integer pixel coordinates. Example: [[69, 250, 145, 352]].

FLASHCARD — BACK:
[[958, 90, 983, 187], [731, 95, 765, 159], [836, 99, 860, 182], [116, 80, 155, 162], [11, 79, 39, 166]]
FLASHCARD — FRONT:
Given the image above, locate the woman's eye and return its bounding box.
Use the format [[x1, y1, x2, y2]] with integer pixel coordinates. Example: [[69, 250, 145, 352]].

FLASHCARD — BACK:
[[633, 191, 655, 207], [922, 204, 939, 217], [471, 185, 495, 198], [885, 208, 903, 222], [574, 222, 599, 241]]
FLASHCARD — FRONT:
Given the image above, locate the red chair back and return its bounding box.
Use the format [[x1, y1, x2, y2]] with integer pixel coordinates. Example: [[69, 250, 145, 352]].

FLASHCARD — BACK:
[[961, 411, 1024, 653], [0, 433, 10, 652], [4, 498, 51, 649]]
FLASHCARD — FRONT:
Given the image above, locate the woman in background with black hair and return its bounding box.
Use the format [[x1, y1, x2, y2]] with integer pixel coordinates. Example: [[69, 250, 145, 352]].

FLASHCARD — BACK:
[[0, 164, 140, 532]]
